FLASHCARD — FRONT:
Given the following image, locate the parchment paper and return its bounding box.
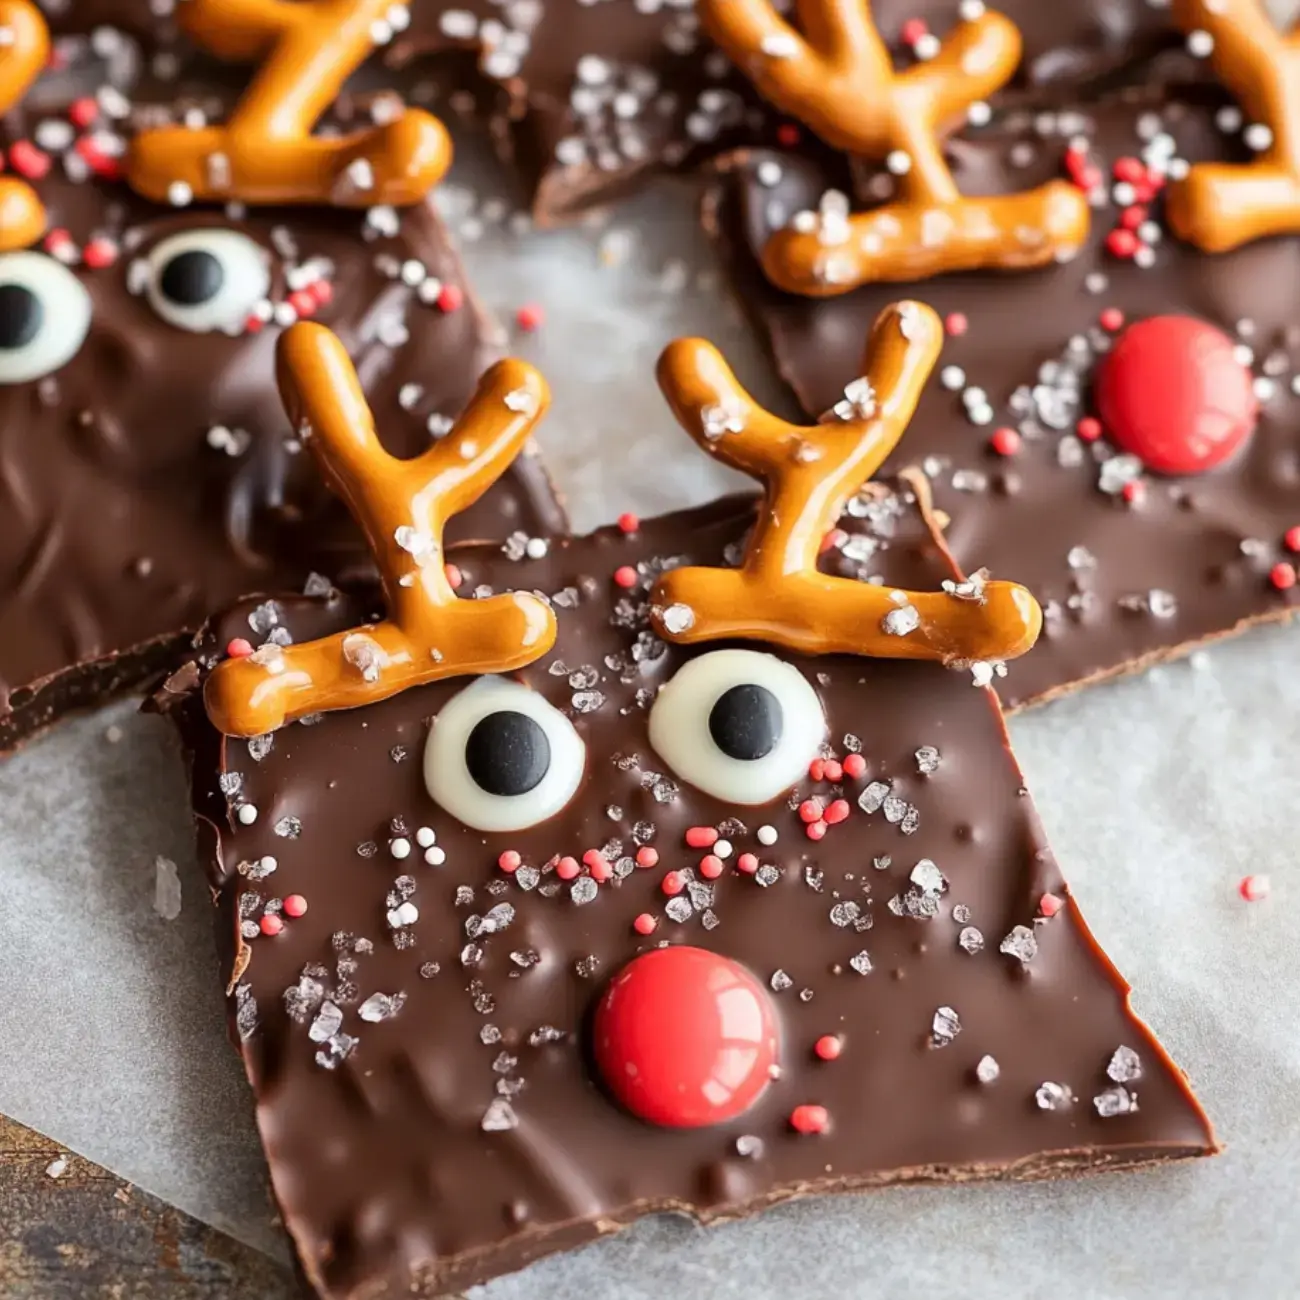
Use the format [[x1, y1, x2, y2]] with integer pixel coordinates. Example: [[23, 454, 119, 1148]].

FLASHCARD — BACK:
[[1, 131, 1298, 1300]]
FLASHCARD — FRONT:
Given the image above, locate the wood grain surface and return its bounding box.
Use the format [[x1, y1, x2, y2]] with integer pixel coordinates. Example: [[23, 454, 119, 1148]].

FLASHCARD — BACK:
[[0, 1114, 299, 1299]]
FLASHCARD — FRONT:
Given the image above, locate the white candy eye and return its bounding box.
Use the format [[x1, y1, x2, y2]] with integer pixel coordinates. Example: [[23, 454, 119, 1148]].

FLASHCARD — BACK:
[[649, 649, 827, 804], [423, 677, 587, 833], [0, 251, 92, 384], [143, 229, 270, 333]]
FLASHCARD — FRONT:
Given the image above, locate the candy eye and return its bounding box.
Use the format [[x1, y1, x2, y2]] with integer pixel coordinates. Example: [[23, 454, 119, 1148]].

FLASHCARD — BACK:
[[0, 251, 92, 384], [648, 649, 826, 804], [144, 230, 270, 333], [423, 677, 587, 832]]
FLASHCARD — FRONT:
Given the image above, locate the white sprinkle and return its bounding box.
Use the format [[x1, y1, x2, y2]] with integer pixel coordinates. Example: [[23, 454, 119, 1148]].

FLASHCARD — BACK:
[[416, 827, 436, 848], [940, 365, 966, 391], [237, 804, 258, 825], [913, 32, 940, 59], [167, 180, 193, 206], [714, 839, 734, 859], [967, 101, 992, 127], [390, 837, 411, 860], [886, 150, 912, 176], [757, 825, 778, 846], [424, 846, 447, 866], [1186, 30, 1214, 58], [388, 901, 419, 927]]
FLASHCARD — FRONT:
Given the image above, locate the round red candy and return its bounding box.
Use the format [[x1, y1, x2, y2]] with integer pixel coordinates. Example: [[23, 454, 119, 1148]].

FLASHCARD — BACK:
[[1095, 315, 1257, 475], [593, 946, 778, 1128]]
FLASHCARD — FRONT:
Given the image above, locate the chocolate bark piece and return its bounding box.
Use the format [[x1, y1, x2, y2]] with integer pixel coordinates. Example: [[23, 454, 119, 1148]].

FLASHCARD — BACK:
[[0, 124, 563, 753], [52, 2, 1195, 220], [164, 493, 1214, 1300], [704, 91, 1300, 711]]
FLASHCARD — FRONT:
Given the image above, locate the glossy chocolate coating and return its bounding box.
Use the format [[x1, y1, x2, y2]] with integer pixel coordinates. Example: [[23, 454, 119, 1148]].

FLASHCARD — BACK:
[[706, 91, 1300, 710], [0, 116, 564, 751], [166, 493, 1214, 1299]]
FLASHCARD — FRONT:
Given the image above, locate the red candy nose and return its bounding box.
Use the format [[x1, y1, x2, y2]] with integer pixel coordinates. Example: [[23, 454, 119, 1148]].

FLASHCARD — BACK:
[[593, 946, 778, 1128], [1095, 315, 1257, 476]]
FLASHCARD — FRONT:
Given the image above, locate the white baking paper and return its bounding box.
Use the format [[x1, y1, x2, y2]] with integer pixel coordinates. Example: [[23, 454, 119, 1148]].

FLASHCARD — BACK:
[[1, 121, 1298, 1300]]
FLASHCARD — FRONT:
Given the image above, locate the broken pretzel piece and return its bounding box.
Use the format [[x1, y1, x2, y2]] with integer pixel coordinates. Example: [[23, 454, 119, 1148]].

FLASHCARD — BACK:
[[204, 323, 556, 736], [700, 0, 1089, 294], [1166, 0, 1300, 253], [650, 300, 1043, 663], [128, 0, 451, 208]]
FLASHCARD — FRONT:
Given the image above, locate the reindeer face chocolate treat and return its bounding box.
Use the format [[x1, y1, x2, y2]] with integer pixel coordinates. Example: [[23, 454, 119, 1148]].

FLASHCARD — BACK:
[[162, 304, 1214, 1300], [707, 1, 1300, 711], [0, 1, 563, 752]]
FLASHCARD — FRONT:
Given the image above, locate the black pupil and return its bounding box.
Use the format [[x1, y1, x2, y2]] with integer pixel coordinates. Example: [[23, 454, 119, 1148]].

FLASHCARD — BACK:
[[708, 684, 783, 762], [159, 248, 224, 306], [0, 282, 43, 350], [465, 711, 551, 797]]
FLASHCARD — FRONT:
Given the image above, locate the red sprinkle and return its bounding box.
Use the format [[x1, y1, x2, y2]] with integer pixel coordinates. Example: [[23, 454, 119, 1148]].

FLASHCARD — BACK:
[[1285, 526, 1300, 553], [555, 856, 581, 881], [1076, 416, 1103, 442], [736, 853, 759, 874], [515, 303, 544, 332], [497, 850, 522, 874], [814, 1035, 842, 1062], [1105, 228, 1140, 259], [798, 799, 824, 824], [282, 895, 308, 919], [1038, 892, 1065, 918], [944, 311, 968, 337], [633, 912, 657, 936], [1122, 480, 1146, 505], [589, 858, 614, 884], [842, 753, 866, 779], [661, 870, 686, 897], [259, 914, 284, 937], [805, 820, 828, 842], [309, 279, 334, 307], [1113, 156, 1147, 184], [436, 283, 464, 313], [823, 799, 850, 826], [776, 122, 801, 148], [822, 759, 843, 783], [900, 17, 929, 44], [989, 426, 1021, 457], [617, 512, 639, 534], [699, 854, 724, 880], [819, 527, 847, 555], [1118, 205, 1148, 231], [81, 238, 118, 269], [1098, 307, 1125, 332], [43, 227, 73, 255], [226, 638, 254, 658], [808, 758, 826, 783], [444, 562, 463, 590], [287, 288, 318, 319], [790, 1104, 829, 1135], [1270, 562, 1296, 591], [685, 826, 718, 849], [613, 564, 638, 589], [1239, 874, 1270, 902], [68, 97, 99, 129], [635, 847, 659, 869], [9, 140, 50, 179]]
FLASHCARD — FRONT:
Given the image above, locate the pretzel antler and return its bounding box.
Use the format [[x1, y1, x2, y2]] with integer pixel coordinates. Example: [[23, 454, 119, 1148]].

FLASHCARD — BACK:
[[1166, 0, 1300, 252], [204, 324, 556, 736], [128, 1, 450, 208], [700, 0, 1089, 294], [649, 301, 1042, 664], [0, 1, 48, 251]]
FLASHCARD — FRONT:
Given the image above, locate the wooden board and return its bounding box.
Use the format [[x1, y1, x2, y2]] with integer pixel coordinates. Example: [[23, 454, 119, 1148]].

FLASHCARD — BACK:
[[0, 1114, 299, 1298]]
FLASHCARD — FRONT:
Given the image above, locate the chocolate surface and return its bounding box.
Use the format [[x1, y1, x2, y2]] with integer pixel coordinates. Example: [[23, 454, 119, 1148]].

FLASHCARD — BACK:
[[166, 493, 1214, 1299], [0, 105, 564, 751], [706, 90, 1300, 710]]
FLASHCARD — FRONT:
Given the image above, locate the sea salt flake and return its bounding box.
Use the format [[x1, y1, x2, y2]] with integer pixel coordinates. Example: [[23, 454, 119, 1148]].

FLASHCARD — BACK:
[[284, 975, 325, 1023], [570, 877, 598, 905], [529, 1025, 566, 1046], [910, 859, 947, 895], [1094, 1085, 1139, 1117], [881, 604, 920, 636], [1000, 924, 1038, 963], [315, 1032, 357, 1070], [273, 815, 302, 839], [976, 1054, 1000, 1083], [1035, 1081, 1072, 1111], [358, 992, 406, 1022], [849, 950, 874, 975], [952, 903, 972, 923], [770, 969, 794, 992], [480, 1024, 501, 1045], [755, 864, 780, 887], [481, 1099, 519, 1131], [931, 1006, 961, 1045], [829, 901, 860, 927], [858, 780, 890, 814], [914, 745, 941, 774], [736, 1135, 764, 1158], [665, 896, 693, 923], [308, 1000, 343, 1043], [1108, 1045, 1143, 1083], [959, 925, 985, 953]]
